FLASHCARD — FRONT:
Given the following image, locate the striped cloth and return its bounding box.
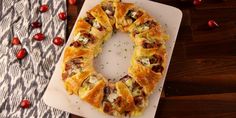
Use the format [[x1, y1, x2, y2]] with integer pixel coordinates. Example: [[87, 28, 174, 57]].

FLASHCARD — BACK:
[[0, 0, 69, 117]]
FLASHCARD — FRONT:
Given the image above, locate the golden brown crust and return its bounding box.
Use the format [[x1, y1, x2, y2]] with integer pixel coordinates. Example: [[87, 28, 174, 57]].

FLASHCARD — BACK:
[[101, 0, 116, 27], [128, 12, 153, 33], [129, 47, 166, 94], [63, 47, 92, 63], [62, 0, 169, 117], [101, 0, 118, 28], [146, 25, 169, 41], [64, 70, 92, 95], [130, 26, 169, 54], [116, 81, 135, 111], [73, 19, 91, 36], [115, 3, 134, 21], [83, 79, 106, 108], [115, 2, 135, 31], [62, 47, 93, 84], [90, 28, 105, 41], [128, 66, 162, 95], [89, 5, 113, 32]]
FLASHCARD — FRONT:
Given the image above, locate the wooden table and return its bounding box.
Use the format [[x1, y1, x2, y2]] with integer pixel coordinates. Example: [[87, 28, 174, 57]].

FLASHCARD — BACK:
[[67, 0, 236, 117]]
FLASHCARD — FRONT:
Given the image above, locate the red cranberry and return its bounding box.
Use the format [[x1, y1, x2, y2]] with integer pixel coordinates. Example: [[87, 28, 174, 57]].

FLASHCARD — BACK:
[[31, 21, 42, 28], [20, 99, 31, 108], [16, 48, 27, 59], [58, 12, 67, 20], [193, 0, 202, 6], [53, 37, 64, 46], [12, 37, 21, 45], [68, 0, 77, 5], [208, 20, 219, 28], [39, 5, 49, 13], [33, 33, 45, 41]]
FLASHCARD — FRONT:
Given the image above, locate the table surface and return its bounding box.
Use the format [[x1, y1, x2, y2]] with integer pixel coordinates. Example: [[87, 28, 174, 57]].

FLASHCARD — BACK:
[[67, 0, 236, 118]]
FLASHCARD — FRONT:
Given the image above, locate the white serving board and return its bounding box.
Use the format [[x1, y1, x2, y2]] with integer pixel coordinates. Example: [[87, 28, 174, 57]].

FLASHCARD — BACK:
[[43, 0, 182, 118]]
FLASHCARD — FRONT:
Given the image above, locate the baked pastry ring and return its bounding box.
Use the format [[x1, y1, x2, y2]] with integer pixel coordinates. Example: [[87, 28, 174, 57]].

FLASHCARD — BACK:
[[62, 0, 169, 117]]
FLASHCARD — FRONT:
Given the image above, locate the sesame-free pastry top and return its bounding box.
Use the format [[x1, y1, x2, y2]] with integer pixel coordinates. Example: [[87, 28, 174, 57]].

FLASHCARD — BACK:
[[62, 0, 169, 117]]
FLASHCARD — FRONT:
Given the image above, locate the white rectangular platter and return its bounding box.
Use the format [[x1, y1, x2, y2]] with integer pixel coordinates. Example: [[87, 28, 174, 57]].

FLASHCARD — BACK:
[[43, 0, 182, 118]]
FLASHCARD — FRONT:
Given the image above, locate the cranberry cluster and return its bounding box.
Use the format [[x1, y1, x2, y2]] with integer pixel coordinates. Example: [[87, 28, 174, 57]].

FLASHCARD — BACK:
[[14, 3, 68, 109], [14, 4, 66, 61]]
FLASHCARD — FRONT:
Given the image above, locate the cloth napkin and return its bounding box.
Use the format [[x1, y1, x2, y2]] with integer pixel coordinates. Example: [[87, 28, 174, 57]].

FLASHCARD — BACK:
[[0, 0, 69, 117]]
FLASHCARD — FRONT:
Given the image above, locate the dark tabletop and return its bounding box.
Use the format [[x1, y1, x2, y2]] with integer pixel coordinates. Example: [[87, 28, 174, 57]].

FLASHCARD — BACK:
[[67, 0, 236, 118]]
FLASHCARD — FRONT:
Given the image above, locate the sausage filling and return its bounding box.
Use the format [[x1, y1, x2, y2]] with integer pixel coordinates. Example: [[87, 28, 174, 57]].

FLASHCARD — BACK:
[[120, 75, 146, 108], [138, 55, 164, 73], [133, 20, 157, 37], [103, 85, 121, 115], [84, 12, 105, 31], [101, 2, 115, 18], [70, 32, 96, 48], [125, 9, 143, 25], [80, 75, 101, 95], [62, 57, 84, 80], [142, 40, 162, 49], [70, 41, 81, 48]]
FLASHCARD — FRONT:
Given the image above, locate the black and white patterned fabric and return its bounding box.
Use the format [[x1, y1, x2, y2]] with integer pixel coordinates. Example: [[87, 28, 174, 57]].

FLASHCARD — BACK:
[[0, 0, 69, 117]]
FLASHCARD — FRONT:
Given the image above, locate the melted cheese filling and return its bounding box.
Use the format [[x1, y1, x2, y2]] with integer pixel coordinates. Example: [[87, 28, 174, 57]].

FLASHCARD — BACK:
[[105, 9, 113, 15], [130, 11, 138, 19], [107, 93, 118, 103], [68, 66, 81, 77], [79, 75, 100, 97], [74, 33, 89, 44], [132, 88, 142, 96], [125, 79, 133, 89], [137, 24, 150, 32], [140, 57, 151, 65], [93, 20, 101, 29], [89, 75, 99, 84]]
